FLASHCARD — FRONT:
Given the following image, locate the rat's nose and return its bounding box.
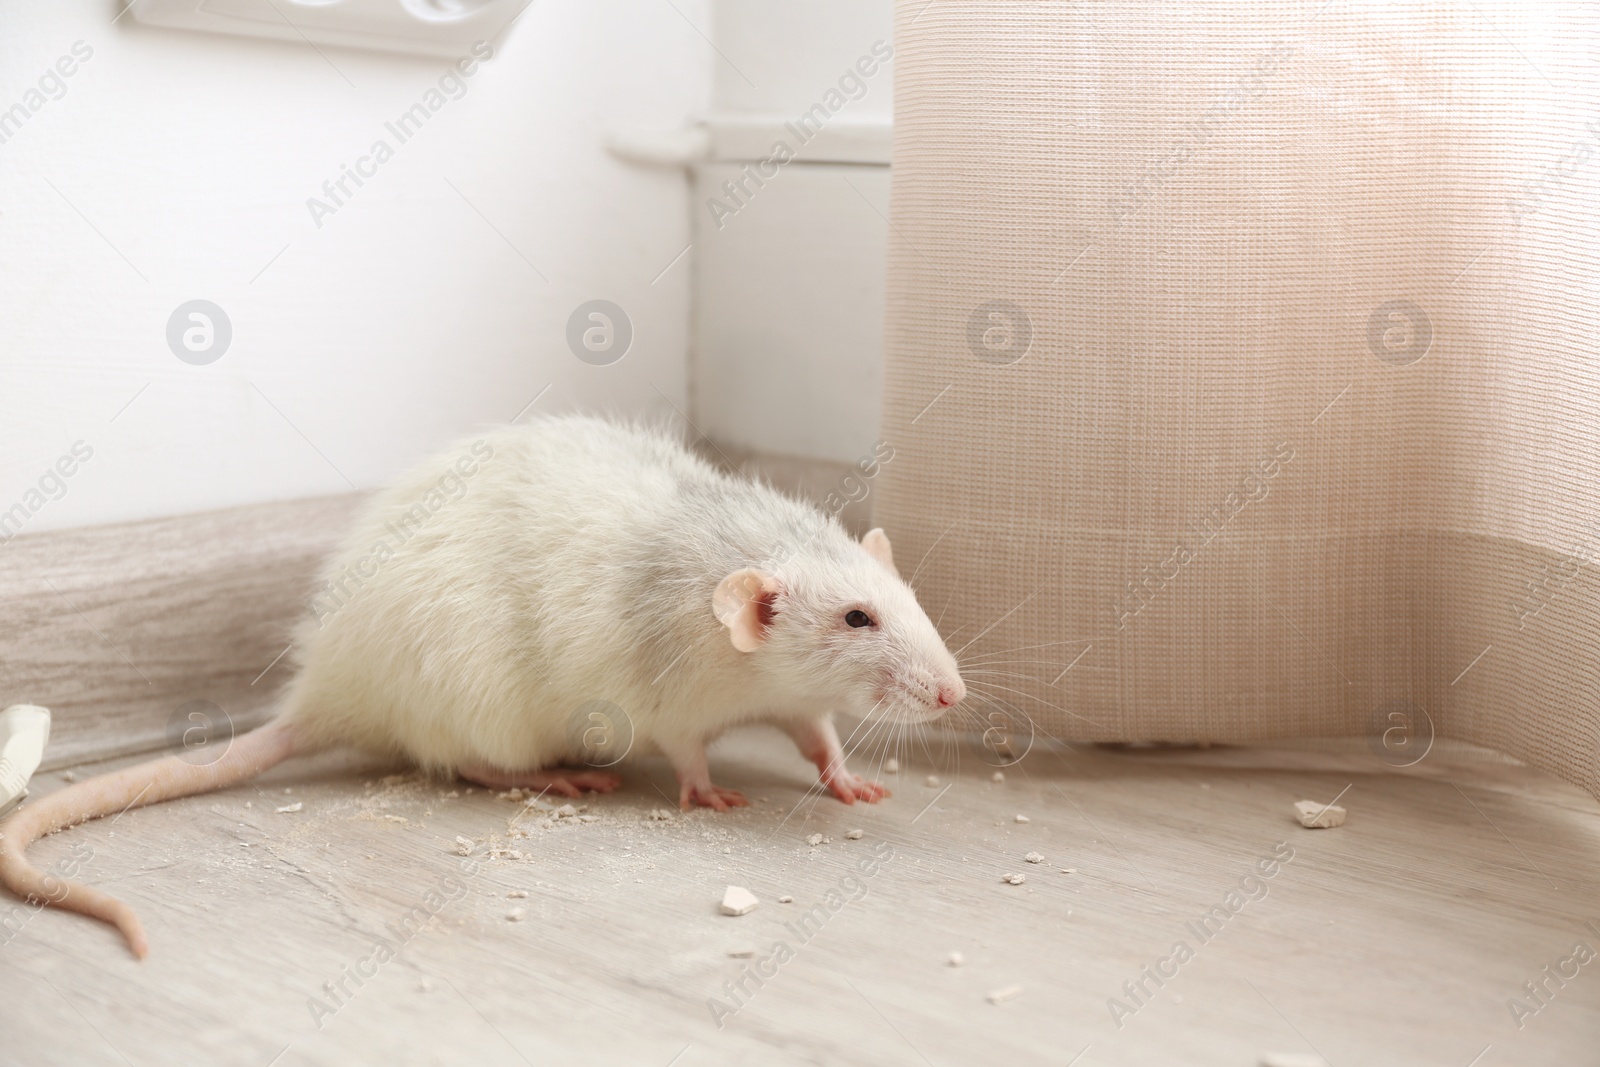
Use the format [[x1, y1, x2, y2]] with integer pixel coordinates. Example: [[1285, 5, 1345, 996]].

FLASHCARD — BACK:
[[936, 678, 966, 708]]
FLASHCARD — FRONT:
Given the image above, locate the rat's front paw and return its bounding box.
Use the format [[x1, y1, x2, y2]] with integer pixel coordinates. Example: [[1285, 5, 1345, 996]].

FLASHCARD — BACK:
[[679, 781, 749, 813], [822, 770, 890, 805]]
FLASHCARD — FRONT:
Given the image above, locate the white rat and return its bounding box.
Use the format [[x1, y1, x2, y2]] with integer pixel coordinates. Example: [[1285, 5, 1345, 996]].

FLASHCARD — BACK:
[[0, 415, 965, 958]]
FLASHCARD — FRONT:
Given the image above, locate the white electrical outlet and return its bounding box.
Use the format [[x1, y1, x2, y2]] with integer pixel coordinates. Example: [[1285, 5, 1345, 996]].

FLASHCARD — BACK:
[[125, 0, 532, 59]]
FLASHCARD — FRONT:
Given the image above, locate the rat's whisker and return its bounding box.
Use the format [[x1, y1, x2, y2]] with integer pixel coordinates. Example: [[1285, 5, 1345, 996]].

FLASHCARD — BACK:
[[959, 638, 1100, 664]]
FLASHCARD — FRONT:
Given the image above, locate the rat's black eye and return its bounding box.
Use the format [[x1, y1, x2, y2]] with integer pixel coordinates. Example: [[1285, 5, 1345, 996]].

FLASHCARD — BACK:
[[845, 609, 875, 629]]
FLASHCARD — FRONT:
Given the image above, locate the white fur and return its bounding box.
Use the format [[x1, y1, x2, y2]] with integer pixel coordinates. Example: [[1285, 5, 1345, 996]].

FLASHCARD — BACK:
[[280, 415, 963, 777]]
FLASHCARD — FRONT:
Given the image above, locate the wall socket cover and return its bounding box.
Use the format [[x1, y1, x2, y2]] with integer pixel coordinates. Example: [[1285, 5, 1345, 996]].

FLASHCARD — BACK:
[[126, 0, 532, 59]]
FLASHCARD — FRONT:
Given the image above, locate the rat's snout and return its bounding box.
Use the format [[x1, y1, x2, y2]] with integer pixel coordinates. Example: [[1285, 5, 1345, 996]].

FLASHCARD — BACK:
[[936, 677, 966, 708]]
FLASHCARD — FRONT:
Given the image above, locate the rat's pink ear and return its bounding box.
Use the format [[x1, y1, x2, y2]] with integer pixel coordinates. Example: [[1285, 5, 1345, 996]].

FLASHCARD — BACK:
[[713, 568, 782, 652], [861, 528, 899, 578]]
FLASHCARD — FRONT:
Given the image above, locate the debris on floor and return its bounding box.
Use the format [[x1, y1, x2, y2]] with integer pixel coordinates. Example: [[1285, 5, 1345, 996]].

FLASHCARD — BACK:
[[925, 775, 940, 787], [806, 833, 826, 846], [845, 829, 864, 840], [506, 908, 525, 922], [720, 885, 759, 916], [986, 985, 1024, 1005], [644, 808, 674, 821], [728, 948, 755, 958], [1014, 814, 1030, 823], [777, 895, 794, 904], [1294, 800, 1346, 828], [452, 836, 475, 856], [1002, 873, 1026, 885], [507, 890, 528, 898], [275, 802, 303, 814], [884, 758, 899, 773], [992, 771, 1005, 783], [948, 951, 964, 967], [1024, 852, 1044, 863]]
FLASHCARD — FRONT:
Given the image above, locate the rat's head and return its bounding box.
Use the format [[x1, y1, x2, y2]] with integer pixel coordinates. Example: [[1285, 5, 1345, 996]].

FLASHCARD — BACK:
[[712, 528, 965, 724]]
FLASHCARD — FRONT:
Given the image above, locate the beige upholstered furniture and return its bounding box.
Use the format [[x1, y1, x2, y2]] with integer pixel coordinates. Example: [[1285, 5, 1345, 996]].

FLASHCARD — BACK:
[[874, 0, 1600, 796]]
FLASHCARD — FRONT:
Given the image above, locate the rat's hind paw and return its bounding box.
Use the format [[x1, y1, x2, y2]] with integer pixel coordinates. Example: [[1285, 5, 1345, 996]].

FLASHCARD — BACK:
[[460, 764, 621, 796]]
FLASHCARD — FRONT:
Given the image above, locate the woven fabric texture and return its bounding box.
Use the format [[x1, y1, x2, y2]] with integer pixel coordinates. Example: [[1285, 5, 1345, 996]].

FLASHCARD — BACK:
[[875, 0, 1600, 794]]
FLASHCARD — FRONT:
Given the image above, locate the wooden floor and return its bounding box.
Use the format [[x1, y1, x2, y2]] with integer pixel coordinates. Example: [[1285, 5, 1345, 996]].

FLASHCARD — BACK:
[[3, 729, 1598, 1067]]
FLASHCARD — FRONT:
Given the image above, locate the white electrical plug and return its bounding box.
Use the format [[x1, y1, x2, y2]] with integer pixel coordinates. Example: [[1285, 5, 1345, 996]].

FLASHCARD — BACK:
[[0, 706, 51, 820]]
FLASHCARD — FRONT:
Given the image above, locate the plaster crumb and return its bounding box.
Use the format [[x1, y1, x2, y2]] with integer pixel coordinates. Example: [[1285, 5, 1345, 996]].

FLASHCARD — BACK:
[[777, 895, 794, 904], [383, 815, 408, 824], [497, 788, 525, 800], [728, 948, 755, 958], [1003, 873, 1026, 885], [1294, 800, 1346, 829], [452, 836, 475, 856], [986, 985, 1024, 1005], [948, 952, 964, 967], [720, 885, 759, 916], [507, 889, 528, 898], [418, 979, 433, 993], [283, 787, 292, 794], [578, 814, 600, 823], [275, 802, 303, 814], [236, 842, 250, 848], [506, 908, 525, 922], [884, 758, 899, 773], [1024, 852, 1044, 863], [645, 808, 674, 821], [555, 804, 578, 819], [445, 791, 459, 799], [925, 775, 940, 787], [1014, 814, 1030, 823], [244, 802, 252, 809], [1060, 868, 1077, 874], [806, 833, 825, 847], [61, 771, 77, 783], [992, 771, 1005, 783], [844, 829, 864, 840], [1260, 1055, 1328, 1067]]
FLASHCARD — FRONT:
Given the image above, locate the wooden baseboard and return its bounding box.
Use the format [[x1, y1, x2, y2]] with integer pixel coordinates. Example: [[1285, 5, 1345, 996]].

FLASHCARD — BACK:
[[0, 494, 363, 770]]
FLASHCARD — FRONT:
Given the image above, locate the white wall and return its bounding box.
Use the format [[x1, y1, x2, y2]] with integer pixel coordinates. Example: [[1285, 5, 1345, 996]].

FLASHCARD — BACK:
[[689, 0, 893, 465], [0, 0, 710, 536]]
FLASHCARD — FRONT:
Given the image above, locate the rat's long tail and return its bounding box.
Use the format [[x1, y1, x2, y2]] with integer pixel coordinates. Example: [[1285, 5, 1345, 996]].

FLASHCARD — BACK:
[[0, 719, 302, 959]]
